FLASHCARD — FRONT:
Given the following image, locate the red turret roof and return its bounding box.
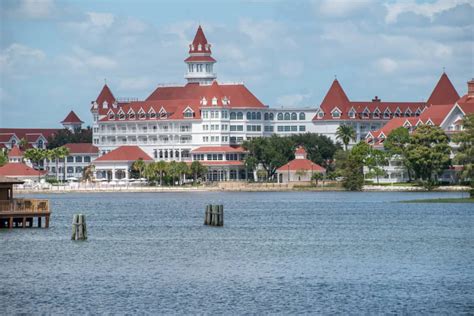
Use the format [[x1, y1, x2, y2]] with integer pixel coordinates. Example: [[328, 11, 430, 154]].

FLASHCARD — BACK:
[[189, 25, 211, 54], [426, 72, 460, 105], [321, 79, 350, 109], [61, 111, 83, 124], [95, 146, 152, 162], [95, 84, 116, 107], [8, 146, 23, 157]]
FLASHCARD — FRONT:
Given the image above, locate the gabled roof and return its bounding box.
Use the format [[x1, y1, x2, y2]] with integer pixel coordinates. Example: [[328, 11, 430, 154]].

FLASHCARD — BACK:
[[189, 25, 211, 54], [61, 110, 83, 124], [426, 72, 460, 105], [95, 84, 116, 107], [0, 163, 47, 177], [457, 93, 474, 115], [418, 103, 454, 125], [8, 146, 23, 157], [0, 129, 58, 142], [94, 146, 152, 162], [63, 143, 99, 154]]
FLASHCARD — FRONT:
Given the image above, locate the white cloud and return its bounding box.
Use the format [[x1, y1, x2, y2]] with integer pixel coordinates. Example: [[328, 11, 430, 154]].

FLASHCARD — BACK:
[[87, 12, 115, 28], [61, 47, 116, 72], [279, 61, 304, 77], [276, 93, 310, 106], [239, 18, 282, 43], [318, 0, 374, 17], [16, 0, 55, 19], [385, 0, 473, 23], [65, 11, 115, 37], [374, 57, 398, 74], [0, 43, 46, 73]]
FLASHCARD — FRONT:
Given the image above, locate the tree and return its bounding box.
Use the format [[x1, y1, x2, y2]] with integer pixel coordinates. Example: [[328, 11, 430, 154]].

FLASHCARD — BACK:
[[166, 161, 180, 185], [190, 161, 207, 184], [24, 148, 48, 182], [52, 146, 70, 181], [405, 125, 451, 189], [82, 165, 95, 182], [177, 161, 189, 185], [365, 148, 388, 184], [143, 162, 157, 183], [19, 138, 29, 150], [342, 155, 364, 191], [290, 133, 340, 168], [336, 125, 356, 151], [132, 159, 146, 179], [0, 150, 7, 167], [311, 172, 323, 186], [384, 127, 413, 181], [155, 160, 167, 186], [452, 113, 474, 188], [47, 127, 93, 149]]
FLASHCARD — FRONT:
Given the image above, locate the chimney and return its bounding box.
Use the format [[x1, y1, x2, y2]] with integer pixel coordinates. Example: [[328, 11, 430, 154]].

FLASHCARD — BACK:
[[372, 96, 381, 102], [468, 79, 474, 97]]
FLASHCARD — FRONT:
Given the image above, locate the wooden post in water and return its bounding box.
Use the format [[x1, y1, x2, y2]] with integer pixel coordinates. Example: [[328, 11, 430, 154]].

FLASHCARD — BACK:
[[204, 204, 224, 227], [72, 214, 87, 240]]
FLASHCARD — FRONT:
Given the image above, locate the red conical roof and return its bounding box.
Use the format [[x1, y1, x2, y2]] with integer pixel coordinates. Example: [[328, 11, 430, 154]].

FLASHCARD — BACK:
[[61, 110, 83, 124], [96, 84, 116, 106], [189, 25, 211, 54], [320, 79, 350, 109], [427, 72, 460, 105]]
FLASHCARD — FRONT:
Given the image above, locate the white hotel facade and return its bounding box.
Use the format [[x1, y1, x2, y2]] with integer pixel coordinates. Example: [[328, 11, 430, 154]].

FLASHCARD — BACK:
[[89, 26, 461, 181]]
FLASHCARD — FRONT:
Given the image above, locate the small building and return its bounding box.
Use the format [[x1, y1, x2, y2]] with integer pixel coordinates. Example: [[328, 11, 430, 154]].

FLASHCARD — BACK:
[[61, 111, 84, 131], [44, 143, 99, 181], [191, 146, 247, 181], [94, 145, 153, 181], [276, 147, 325, 183], [7, 146, 24, 163], [0, 162, 47, 182]]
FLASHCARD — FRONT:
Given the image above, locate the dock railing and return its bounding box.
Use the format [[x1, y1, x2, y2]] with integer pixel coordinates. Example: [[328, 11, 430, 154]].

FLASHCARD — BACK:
[[0, 199, 50, 213]]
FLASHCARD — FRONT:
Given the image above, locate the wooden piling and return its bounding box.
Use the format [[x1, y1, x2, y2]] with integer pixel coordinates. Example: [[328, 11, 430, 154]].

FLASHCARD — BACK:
[[218, 205, 224, 226], [204, 205, 211, 225], [204, 204, 224, 227], [72, 214, 87, 241]]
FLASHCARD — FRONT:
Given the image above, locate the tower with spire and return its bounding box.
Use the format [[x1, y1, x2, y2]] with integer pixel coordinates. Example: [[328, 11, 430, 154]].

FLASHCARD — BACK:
[[184, 26, 217, 85]]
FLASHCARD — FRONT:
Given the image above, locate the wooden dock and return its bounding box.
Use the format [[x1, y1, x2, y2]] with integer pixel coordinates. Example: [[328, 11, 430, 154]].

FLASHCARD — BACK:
[[0, 176, 51, 229]]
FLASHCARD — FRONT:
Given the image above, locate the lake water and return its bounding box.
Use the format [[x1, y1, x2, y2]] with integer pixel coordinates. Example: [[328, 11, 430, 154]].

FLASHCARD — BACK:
[[1, 191, 473, 314]]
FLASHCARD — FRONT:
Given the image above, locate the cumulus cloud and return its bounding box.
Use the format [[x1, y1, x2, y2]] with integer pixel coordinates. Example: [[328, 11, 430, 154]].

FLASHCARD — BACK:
[[14, 0, 55, 19], [318, 0, 374, 17], [385, 0, 473, 23], [61, 46, 117, 72], [0, 43, 46, 75], [374, 57, 398, 74]]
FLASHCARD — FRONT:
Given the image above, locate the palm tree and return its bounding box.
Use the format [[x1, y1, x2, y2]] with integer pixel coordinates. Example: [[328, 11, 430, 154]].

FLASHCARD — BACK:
[[336, 125, 356, 150], [177, 161, 190, 185], [167, 161, 180, 186], [143, 162, 157, 183], [155, 160, 167, 186], [131, 158, 146, 179], [24, 148, 47, 182], [52, 146, 70, 182]]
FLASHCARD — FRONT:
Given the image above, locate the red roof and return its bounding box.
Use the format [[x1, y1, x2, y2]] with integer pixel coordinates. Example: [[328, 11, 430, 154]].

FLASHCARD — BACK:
[[457, 93, 474, 115], [426, 73, 460, 106], [61, 111, 83, 124], [0, 129, 57, 143], [191, 146, 246, 153], [146, 81, 265, 108], [63, 143, 99, 154], [0, 133, 15, 142], [184, 56, 216, 63], [8, 146, 23, 157], [189, 25, 211, 54], [94, 146, 152, 162], [0, 163, 47, 177], [277, 158, 325, 172], [94, 84, 116, 109], [419, 103, 454, 125]]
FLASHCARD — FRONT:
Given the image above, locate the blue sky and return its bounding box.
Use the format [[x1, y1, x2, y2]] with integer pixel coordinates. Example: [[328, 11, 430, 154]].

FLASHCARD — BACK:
[[1, 0, 473, 128]]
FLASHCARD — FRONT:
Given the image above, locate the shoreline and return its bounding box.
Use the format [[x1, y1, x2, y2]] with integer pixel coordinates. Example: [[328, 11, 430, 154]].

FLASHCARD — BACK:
[[15, 184, 471, 194]]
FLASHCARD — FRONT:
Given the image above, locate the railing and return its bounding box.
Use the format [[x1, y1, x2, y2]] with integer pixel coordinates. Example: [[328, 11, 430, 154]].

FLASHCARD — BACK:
[[0, 199, 50, 213]]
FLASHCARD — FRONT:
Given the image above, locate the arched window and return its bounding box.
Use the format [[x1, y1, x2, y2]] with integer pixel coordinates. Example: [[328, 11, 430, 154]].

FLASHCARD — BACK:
[[256, 112, 261, 120], [299, 112, 305, 120], [269, 113, 274, 120], [237, 112, 243, 120], [230, 112, 236, 120], [264, 113, 269, 120], [251, 112, 257, 120], [246, 112, 251, 120], [277, 113, 283, 120], [284, 113, 290, 120], [291, 112, 297, 120], [37, 139, 44, 149]]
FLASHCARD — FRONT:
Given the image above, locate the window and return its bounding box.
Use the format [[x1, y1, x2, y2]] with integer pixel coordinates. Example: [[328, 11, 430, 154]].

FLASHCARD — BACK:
[[405, 109, 412, 117], [212, 97, 218, 106], [278, 113, 283, 120], [67, 156, 74, 163], [108, 113, 115, 120], [75, 167, 82, 173], [230, 125, 244, 132], [291, 113, 297, 120], [203, 125, 209, 131], [373, 109, 380, 118], [264, 126, 274, 132], [394, 109, 401, 117], [299, 112, 305, 120], [67, 167, 74, 174], [415, 108, 422, 117], [384, 109, 391, 119], [202, 111, 208, 119], [277, 126, 283, 132], [84, 156, 91, 163], [362, 109, 370, 118], [291, 126, 297, 131], [284, 113, 290, 120], [246, 125, 261, 132], [332, 110, 341, 118], [184, 110, 194, 118], [221, 125, 228, 131], [264, 113, 269, 120], [246, 112, 251, 120], [318, 111, 324, 118], [299, 125, 306, 132], [237, 112, 243, 120], [37, 139, 44, 149], [230, 112, 236, 120], [269, 113, 274, 120], [222, 111, 228, 119], [203, 136, 209, 142], [75, 156, 83, 163], [251, 112, 257, 120]]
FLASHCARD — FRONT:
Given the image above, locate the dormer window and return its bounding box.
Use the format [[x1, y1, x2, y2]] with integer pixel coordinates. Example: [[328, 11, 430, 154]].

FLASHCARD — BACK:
[[183, 106, 194, 118], [159, 107, 167, 119], [108, 110, 115, 120], [405, 108, 412, 117], [118, 112, 125, 120], [198, 44, 202, 51], [332, 110, 341, 118], [112, 102, 118, 109], [394, 108, 401, 117], [201, 97, 207, 106], [138, 108, 146, 120], [317, 111, 324, 118], [148, 108, 156, 119], [403, 120, 411, 128], [384, 108, 391, 119], [102, 101, 108, 109], [415, 108, 422, 116], [128, 109, 135, 120], [373, 108, 381, 118], [222, 97, 229, 106], [212, 97, 218, 106], [362, 108, 370, 118], [348, 109, 356, 119]]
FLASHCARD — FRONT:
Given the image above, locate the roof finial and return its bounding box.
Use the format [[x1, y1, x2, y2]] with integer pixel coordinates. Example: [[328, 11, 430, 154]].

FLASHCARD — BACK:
[[334, 74, 337, 80], [104, 78, 107, 85], [442, 67, 445, 73]]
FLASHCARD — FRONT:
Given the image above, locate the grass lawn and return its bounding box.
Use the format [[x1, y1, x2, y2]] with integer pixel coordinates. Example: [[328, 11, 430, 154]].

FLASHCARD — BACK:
[[401, 197, 474, 203]]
